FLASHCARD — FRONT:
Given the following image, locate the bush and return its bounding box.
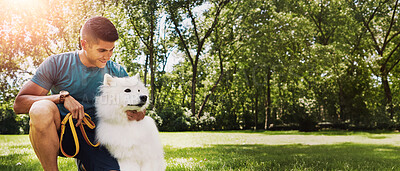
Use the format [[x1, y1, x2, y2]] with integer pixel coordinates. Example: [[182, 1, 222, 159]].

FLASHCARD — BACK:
[[155, 107, 193, 131], [151, 107, 217, 131], [147, 110, 163, 128], [198, 112, 216, 130], [0, 104, 21, 134], [16, 114, 30, 134], [298, 115, 318, 132]]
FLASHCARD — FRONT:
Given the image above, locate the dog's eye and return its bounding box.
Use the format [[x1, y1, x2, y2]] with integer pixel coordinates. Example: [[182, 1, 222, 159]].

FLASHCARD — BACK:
[[124, 88, 131, 93], [138, 89, 141, 92]]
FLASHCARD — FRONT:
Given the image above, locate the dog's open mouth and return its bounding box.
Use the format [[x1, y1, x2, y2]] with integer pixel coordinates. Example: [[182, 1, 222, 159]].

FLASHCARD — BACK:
[[127, 103, 145, 107]]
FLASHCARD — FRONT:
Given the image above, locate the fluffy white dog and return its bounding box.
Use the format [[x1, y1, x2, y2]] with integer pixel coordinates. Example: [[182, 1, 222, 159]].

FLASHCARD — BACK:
[[95, 73, 165, 171]]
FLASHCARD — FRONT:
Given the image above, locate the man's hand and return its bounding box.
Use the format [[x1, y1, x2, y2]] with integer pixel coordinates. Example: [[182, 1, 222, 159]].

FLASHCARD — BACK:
[[63, 96, 85, 127], [126, 109, 146, 121]]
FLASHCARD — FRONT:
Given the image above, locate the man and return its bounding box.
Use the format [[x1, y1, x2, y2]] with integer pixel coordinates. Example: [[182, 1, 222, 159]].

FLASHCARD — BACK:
[[13, 16, 143, 171]]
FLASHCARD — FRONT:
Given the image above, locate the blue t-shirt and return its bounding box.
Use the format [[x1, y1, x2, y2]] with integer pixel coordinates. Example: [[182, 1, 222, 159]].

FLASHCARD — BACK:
[[31, 51, 128, 119]]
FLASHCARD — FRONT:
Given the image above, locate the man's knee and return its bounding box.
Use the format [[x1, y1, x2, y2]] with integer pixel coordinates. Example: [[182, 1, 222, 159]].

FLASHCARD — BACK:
[[29, 100, 60, 128]]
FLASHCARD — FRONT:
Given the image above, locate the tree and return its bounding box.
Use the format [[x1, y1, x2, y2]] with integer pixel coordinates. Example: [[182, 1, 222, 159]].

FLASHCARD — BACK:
[[197, 0, 244, 118], [350, 0, 400, 119], [164, 0, 230, 117], [121, 0, 162, 108], [303, 0, 372, 126]]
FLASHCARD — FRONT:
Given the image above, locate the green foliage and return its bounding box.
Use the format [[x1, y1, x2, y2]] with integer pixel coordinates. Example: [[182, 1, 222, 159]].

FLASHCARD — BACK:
[[0, 104, 19, 134], [0, 0, 111, 134], [0, 103, 28, 134], [3, 0, 400, 132], [150, 107, 216, 131]]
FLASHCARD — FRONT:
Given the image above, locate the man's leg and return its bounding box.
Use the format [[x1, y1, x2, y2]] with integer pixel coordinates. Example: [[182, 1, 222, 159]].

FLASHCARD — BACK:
[[29, 100, 61, 171]]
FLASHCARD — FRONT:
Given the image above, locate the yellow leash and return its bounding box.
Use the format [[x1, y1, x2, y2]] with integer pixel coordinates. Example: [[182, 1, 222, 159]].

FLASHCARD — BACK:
[[59, 113, 100, 158]]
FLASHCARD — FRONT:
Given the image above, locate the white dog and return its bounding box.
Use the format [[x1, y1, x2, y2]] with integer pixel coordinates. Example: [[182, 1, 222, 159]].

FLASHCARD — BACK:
[[95, 73, 165, 171]]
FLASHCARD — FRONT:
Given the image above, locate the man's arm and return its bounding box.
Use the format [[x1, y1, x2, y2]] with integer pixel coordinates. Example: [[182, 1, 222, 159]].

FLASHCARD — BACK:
[[13, 80, 59, 114], [14, 80, 86, 126]]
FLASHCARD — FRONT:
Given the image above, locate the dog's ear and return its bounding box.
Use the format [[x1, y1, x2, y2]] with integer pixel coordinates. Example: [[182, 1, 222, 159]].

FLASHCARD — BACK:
[[103, 74, 115, 86], [134, 73, 140, 80]]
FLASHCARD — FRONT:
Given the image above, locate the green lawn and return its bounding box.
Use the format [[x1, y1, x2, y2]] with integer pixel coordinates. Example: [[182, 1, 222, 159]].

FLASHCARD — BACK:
[[2, 131, 400, 170]]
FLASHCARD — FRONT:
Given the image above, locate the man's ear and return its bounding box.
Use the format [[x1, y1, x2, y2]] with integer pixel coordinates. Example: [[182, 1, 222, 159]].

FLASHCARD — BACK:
[[81, 39, 87, 50], [81, 39, 93, 50], [103, 74, 114, 86]]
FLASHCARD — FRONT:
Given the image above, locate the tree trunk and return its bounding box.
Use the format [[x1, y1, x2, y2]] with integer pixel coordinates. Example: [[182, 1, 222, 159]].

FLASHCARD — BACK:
[[338, 80, 346, 122], [191, 64, 197, 116], [265, 69, 271, 130], [254, 93, 258, 131], [144, 54, 148, 85], [381, 74, 393, 119], [149, 18, 155, 109], [197, 73, 223, 118], [197, 37, 225, 117]]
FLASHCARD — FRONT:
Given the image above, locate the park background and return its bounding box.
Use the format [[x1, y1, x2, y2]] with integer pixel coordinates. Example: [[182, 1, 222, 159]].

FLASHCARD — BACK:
[[2, 0, 400, 170], [2, 0, 400, 133]]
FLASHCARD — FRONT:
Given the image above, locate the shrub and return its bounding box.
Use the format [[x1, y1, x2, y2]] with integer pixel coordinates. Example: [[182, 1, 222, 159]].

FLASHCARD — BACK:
[[0, 104, 20, 134], [147, 110, 163, 127], [198, 112, 216, 130], [151, 107, 217, 131]]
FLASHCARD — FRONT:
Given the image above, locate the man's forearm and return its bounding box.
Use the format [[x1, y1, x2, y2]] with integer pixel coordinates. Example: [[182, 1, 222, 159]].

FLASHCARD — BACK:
[[13, 95, 60, 114]]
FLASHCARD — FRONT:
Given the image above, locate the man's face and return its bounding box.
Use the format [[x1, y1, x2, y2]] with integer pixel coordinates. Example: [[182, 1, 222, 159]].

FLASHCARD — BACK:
[[83, 39, 115, 68]]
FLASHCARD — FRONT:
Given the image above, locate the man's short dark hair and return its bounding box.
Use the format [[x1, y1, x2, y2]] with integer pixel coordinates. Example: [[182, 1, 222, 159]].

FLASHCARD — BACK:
[[81, 16, 119, 43]]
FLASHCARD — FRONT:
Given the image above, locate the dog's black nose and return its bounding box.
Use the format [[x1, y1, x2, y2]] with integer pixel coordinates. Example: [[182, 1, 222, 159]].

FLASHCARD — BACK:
[[140, 95, 147, 102]]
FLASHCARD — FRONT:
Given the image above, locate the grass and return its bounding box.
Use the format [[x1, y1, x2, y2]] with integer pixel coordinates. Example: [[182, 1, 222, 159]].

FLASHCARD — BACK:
[[2, 130, 400, 170]]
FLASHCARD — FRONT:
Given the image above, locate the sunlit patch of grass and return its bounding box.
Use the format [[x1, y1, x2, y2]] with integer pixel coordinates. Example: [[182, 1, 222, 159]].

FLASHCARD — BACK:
[[0, 135, 76, 170], [164, 144, 268, 170], [2, 131, 400, 170], [163, 143, 400, 170], [365, 135, 387, 139]]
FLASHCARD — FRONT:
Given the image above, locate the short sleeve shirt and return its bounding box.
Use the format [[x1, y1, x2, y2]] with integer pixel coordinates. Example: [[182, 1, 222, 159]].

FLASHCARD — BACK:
[[31, 51, 128, 119]]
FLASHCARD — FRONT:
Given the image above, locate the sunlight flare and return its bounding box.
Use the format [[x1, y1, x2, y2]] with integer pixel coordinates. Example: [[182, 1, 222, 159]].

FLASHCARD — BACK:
[[3, 0, 46, 11]]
